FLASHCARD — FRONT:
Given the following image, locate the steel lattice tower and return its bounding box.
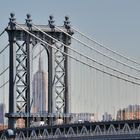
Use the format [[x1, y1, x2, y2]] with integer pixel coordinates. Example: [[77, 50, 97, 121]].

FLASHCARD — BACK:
[[6, 13, 73, 128]]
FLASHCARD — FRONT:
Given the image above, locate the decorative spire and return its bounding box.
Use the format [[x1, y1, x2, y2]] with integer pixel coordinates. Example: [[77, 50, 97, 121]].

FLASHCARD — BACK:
[[38, 56, 43, 71]]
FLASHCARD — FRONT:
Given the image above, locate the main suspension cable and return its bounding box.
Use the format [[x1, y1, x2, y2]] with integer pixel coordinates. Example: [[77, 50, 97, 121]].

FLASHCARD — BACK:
[[0, 44, 9, 55], [0, 28, 7, 38], [0, 66, 9, 77], [72, 26, 140, 66], [32, 24, 140, 81], [0, 80, 9, 89], [0, 44, 9, 79], [15, 23, 140, 85], [56, 26, 140, 73]]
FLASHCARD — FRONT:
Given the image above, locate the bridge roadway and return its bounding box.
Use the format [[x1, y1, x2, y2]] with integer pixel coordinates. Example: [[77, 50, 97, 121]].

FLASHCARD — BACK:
[[1, 120, 140, 139]]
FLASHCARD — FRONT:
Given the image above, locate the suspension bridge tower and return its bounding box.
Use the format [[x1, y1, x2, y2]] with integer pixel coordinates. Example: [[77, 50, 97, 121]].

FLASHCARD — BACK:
[[6, 13, 73, 128]]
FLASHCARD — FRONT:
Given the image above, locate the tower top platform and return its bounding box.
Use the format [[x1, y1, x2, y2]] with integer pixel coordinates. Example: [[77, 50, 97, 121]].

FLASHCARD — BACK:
[[6, 24, 74, 34]]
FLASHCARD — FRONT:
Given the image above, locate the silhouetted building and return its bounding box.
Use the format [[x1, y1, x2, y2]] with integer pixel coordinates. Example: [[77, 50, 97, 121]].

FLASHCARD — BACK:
[[32, 57, 48, 113]]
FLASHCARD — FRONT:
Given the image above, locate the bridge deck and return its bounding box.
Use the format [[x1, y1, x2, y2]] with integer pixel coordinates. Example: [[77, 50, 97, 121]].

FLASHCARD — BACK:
[[1, 120, 140, 139]]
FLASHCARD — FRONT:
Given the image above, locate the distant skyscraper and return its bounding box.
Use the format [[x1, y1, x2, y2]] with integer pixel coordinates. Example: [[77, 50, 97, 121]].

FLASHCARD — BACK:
[[32, 57, 48, 113], [0, 103, 4, 124], [116, 105, 140, 120], [102, 112, 113, 122]]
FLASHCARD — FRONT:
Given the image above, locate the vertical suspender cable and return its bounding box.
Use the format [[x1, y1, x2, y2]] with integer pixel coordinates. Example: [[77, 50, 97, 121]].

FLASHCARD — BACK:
[[2, 55, 5, 129]]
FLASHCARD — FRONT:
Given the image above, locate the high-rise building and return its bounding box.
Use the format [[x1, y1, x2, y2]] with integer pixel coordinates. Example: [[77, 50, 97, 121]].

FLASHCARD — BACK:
[[116, 105, 140, 120], [102, 112, 113, 122], [0, 103, 8, 130], [32, 57, 48, 113], [0, 103, 4, 124]]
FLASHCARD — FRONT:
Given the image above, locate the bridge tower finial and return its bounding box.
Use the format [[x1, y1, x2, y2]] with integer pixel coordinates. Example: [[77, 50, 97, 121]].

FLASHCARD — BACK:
[[26, 13, 32, 29], [64, 15, 71, 30], [48, 15, 55, 29], [9, 12, 16, 29]]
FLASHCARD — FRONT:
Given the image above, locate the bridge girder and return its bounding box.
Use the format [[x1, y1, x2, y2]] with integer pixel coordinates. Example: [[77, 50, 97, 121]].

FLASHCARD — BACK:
[[1, 120, 140, 139]]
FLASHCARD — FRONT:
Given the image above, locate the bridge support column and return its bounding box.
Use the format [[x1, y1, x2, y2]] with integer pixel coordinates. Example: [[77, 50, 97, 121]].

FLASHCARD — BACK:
[[6, 13, 32, 128], [8, 31, 17, 129], [48, 44, 56, 125], [8, 13, 17, 129], [64, 16, 72, 124], [47, 16, 73, 125]]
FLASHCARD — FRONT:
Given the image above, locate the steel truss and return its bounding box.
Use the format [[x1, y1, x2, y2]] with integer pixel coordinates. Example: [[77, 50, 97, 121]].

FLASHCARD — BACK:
[[6, 13, 73, 128], [1, 120, 140, 139], [6, 13, 32, 128]]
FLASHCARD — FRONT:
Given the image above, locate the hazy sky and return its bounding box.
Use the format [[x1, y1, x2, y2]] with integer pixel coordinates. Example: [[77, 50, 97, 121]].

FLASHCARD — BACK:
[[0, 0, 140, 120], [0, 0, 140, 61]]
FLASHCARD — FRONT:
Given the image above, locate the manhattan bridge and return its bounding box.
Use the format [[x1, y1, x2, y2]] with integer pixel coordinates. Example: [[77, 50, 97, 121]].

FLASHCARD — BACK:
[[0, 13, 140, 139]]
